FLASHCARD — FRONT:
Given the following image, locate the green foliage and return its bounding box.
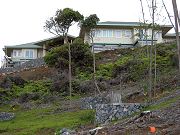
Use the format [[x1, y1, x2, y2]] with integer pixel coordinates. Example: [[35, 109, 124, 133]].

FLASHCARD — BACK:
[[81, 14, 100, 32], [0, 88, 12, 102], [44, 45, 69, 68], [44, 38, 93, 73], [0, 106, 94, 135], [12, 80, 52, 98], [44, 8, 83, 35], [76, 43, 177, 82], [96, 63, 114, 79], [115, 56, 132, 65], [76, 71, 92, 80], [79, 110, 95, 123], [144, 96, 180, 111]]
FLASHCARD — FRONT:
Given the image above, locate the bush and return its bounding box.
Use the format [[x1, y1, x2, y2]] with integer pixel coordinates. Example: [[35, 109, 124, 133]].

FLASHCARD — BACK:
[[0, 76, 26, 89], [12, 80, 52, 101], [50, 72, 69, 95], [44, 38, 93, 73]]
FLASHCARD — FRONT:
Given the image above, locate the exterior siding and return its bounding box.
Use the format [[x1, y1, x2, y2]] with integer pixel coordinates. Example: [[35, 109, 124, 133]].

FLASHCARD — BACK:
[[37, 49, 43, 58], [93, 36, 133, 44], [84, 27, 164, 53], [10, 49, 38, 60], [21, 49, 37, 59]]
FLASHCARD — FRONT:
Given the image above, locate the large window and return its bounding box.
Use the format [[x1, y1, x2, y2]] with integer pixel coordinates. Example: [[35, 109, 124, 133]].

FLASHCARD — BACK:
[[95, 30, 102, 37], [102, 30, 108, 37], [25, 50, 34, 58], [139, 29, 144, 39], [107, 30, 113, 37], [115, 30, 123, 38], [124, 30, 132, 38], [154, 31, 162, 39], [102, 30, 113, 37], [13, 50, 21, 57]]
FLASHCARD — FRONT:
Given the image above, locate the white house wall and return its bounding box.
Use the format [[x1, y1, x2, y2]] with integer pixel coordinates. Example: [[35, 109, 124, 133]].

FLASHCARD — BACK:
[[85, 28, 134, 44], [85, 28, 163, 45], [11, 49, 38, 60], [22, 49, 37, 59]]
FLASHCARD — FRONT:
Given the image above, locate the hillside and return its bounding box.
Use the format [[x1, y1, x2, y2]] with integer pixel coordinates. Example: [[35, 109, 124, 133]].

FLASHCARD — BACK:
[[0, 42, 179, 135]]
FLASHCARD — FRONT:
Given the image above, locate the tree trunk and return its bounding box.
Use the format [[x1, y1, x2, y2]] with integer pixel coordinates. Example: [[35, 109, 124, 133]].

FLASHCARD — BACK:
[[65, 33, 72, 107], [172, 0, 180, 72], [149, 0, 155, 99], [154, 0, 157, 98], [91, 37, 101, 95]]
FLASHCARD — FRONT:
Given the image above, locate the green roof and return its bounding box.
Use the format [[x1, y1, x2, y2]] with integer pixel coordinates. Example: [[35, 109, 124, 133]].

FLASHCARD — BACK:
[[97, 21, 141, 26], [4, 35, 76, 49], [4, 43, 42, 49], [97, 21, 172, 28]]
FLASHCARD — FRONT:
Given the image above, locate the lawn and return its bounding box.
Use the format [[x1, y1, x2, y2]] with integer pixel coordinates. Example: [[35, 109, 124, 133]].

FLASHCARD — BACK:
[[0, 106, 94, 135]]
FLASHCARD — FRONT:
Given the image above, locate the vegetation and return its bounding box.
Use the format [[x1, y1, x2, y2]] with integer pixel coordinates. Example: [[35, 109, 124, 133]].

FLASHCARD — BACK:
[[44, 7, 84, 105], [81, 14, 101, 94], [75, 43, 177, 82], [44, 38, 93, 73], [0, 42, 179, 135], [0, 107, 94, 135]]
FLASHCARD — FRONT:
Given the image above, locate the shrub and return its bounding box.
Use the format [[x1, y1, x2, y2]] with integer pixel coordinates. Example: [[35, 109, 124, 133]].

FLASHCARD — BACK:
[[0, 76, 26, 89], [44, 38, 93, 73]]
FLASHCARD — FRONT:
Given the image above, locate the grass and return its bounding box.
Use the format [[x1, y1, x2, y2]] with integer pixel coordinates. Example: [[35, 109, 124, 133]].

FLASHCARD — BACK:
[[0, 106, 95, 135], [144, 96, 180, 111]]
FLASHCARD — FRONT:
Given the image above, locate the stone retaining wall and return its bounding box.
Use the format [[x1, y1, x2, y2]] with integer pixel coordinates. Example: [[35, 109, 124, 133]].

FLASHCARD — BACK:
[[80, 96, 110, 109], [95, 103, 145, 124], [0, 112, 15, 121], [0, 58, 46, 74]]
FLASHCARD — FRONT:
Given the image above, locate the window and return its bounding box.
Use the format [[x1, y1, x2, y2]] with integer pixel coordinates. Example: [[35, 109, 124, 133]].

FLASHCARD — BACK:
[[124, 30, 132, 38], [115, 30, 122, 38], [102, 30, 113, 37], [95, 30, 102, 37], [25, 50, 34, 58], [154, 32, 162, 39], [13, 50, 21, 57], [139, 29, 144, 39], [107, 30, 113, 37], [102, 30, 108, 37]]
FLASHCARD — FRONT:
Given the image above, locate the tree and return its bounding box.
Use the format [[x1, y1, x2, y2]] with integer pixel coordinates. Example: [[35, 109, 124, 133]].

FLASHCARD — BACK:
[[44, 8, 84, 104], [81, 14, 101, 95], [162, 0, 180, 71], [172, 0, 180, 72], [44, 38, 93, 72], [139, 0, 167, 98]]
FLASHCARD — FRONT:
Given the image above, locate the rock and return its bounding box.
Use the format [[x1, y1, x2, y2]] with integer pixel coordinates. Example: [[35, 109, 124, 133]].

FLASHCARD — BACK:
[[0, 112, 15, 121], [81, 96, 110, 109], [89, 127, 103, 135], [95, 103, 144, 124], [56, 128, 76, 135]]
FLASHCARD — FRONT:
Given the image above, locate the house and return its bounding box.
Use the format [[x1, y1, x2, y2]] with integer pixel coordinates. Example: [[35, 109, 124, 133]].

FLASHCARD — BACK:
[[163, 32, 180, 43], [80, 21, 173, 53], [2, 35, 75, 67]]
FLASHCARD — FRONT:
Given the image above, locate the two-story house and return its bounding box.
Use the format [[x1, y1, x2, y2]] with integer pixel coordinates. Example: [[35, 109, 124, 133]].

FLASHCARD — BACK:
[[80, 21, 173, 53]]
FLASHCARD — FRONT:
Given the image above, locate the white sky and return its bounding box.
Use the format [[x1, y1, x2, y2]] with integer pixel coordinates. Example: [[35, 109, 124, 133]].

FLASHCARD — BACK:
[[0, 0, 179, 66]]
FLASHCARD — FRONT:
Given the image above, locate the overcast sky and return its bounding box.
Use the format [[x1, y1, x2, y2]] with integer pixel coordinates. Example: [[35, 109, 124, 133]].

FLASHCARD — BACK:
[[0, 0, 179, 66]]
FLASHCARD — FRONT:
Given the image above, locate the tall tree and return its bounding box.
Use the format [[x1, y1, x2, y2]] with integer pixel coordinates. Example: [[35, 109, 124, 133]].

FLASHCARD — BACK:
[[81, 14, 101, 95], [172, 0, 180, 72], [44, 8, 84, 104], [139, 0, 162, 98]]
